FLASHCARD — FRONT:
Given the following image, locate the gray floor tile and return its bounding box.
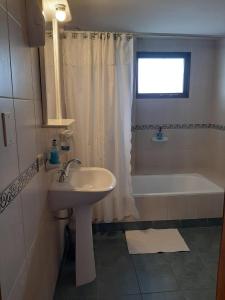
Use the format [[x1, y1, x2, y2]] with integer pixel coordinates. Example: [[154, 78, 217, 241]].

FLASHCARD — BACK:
[[95, 241, 130, 268], [93, 231, 126, 244], [142, 291, 185, 300], [54, 260, 98, 299], [132, 253, 170, 267], [168, 252, 215, 290], [58, 296, 97, 300], [97, 263, 140, 297], [183, 289, 216, 300], [54, 280, 98, 299], [201, 260, 219, 282], [99, 295, 142, 300], [199, 250, 220, 265], [135, 262, 178, 293], [179, 227, 221, 254], [54, 226, 221, 299]]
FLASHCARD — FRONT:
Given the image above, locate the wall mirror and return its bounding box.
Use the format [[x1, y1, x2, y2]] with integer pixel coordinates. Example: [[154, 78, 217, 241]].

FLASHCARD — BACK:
[[39, 0, 74, 127]]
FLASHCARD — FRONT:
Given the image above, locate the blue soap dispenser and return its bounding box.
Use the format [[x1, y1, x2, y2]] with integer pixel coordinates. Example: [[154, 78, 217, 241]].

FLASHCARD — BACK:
[[49, 139, 60, 165], [156, 126, 163, 140]]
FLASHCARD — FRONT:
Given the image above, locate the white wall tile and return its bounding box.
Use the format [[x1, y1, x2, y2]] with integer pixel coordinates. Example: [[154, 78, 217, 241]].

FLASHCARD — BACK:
[[8, 18, 33, 100], [7, 260, 27, 300], [0, 8, 12, 98], [7, 0, 26, 26], [133, 129, 212, 175], [0, 2, 63, 300], [30, 48, 42, 102], [0, 196, 26, 300], [34, 99, 48, 155], [35, 169, 49, 213], [14, 99, 37, 172], [0, 0, 6, 9], [0, 98, 18, 191], [213, 39, 225, 124], [22, 214, 61, 300], [20, 176, 41, 252], [133, 37, 217, 175]]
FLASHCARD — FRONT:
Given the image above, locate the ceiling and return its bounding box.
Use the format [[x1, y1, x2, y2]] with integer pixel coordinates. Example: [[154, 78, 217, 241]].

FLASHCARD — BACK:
[[65, 0, 225, 36]]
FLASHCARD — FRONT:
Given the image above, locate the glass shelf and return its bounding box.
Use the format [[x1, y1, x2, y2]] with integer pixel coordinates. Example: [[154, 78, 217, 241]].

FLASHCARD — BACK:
[[43, 119, 75, 128]]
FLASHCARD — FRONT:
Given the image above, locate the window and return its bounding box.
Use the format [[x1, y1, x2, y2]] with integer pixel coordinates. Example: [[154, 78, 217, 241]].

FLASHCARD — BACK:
[[136, 52, 191, 99]]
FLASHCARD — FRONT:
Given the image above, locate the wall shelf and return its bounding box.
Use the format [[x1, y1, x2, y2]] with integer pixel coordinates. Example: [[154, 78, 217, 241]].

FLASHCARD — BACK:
[[43, 118, 75, 128], [152, 136, 168, 142]]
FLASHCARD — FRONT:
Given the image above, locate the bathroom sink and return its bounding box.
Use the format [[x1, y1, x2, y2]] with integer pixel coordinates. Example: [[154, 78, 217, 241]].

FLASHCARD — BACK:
[[48, 167, 116, 287], [49, 167, 116, 210]]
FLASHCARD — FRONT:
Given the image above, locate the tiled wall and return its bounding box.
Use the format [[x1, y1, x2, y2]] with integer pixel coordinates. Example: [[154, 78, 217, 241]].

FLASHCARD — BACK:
[[133, 128, 214, 175], [132, 37, 217, 175], [0, 1, 63, 299], [211, 38, 225, 185]]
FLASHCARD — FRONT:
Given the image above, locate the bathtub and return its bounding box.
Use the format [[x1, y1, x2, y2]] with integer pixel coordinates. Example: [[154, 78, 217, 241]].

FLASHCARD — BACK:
[[132, 174, 224, 221]]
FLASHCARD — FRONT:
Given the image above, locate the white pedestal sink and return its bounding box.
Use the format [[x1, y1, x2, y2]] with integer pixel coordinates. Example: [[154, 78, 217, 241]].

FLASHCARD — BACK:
[[48, 167, 116, 286]]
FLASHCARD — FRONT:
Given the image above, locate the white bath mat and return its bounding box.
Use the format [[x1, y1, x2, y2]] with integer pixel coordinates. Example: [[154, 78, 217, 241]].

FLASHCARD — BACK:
[[125, 228, 190, 254]]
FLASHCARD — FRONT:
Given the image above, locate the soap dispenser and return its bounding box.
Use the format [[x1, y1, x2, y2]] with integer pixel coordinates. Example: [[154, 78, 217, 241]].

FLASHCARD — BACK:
[[156, 126, 163, 140], [49, 139, 60, 165]]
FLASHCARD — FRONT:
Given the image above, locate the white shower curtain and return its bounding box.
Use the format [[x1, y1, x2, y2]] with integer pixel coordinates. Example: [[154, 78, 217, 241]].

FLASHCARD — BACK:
[[62, 32, 138, 222]]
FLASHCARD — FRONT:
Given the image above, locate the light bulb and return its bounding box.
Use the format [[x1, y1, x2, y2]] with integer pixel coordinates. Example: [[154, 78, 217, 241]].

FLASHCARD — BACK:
[[55, 4, 66, 22]]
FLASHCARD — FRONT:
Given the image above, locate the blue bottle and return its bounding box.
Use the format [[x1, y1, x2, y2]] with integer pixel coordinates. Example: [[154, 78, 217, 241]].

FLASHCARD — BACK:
[[49, 139, 60, 164], [156, 126, 163, 140]]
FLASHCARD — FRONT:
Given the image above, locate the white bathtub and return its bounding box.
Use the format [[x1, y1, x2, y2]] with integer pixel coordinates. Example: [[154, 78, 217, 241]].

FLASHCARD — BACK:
[[132, 174, 224, 221]]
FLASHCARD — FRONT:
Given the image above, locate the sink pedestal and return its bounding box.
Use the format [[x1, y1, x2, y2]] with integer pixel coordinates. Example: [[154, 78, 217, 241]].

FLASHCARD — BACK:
[[48, 167, 116, 286], [74, 205, 96, 286]]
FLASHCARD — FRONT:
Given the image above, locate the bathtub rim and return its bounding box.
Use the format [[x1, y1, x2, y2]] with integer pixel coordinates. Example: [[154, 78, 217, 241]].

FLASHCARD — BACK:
[[132, 173, 224, 197]]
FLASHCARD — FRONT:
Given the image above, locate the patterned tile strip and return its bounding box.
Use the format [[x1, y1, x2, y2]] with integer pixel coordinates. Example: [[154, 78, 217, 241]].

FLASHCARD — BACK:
[[0, 159, 44, 215], [132, 123, 225, 131], [1, 123, 225, 214]]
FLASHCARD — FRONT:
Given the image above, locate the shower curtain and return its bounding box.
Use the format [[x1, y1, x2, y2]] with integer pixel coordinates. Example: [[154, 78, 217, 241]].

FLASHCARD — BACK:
[[61, 31, 137, 222]]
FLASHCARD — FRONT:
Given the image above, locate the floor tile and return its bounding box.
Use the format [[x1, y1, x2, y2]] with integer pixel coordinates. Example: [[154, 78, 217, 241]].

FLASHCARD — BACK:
[[205, 262, 218, 282], [183, 289, 216, 300], [97, 262, 140, 297], [179, 227, 221, 254], [134, 262, 178, 293], [132, 253, 170, 267], [142, 291, 185, 300], [54, 261, 98, 299], [99, 295, 142, 300], [55, 294, 97, 300], [199, 249, 220, 265], [93, 231, 126, 242], [54, 226, 220, 300], [94, 232, 127, 252], [168, 252, 215, 290], [95, 240, 129, 268]]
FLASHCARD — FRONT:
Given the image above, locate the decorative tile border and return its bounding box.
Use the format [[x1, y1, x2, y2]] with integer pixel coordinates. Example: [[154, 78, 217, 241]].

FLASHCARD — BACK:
[[0, 159, 44, 215], [132, 123, 225, 131], [2, 123, 225, 214], [211, 124, 225, 130]]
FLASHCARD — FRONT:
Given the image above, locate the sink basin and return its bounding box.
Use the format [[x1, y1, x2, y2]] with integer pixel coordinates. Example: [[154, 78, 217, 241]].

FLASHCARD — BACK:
[[48, 167, 116, 286], [49, 167, 116, 210]]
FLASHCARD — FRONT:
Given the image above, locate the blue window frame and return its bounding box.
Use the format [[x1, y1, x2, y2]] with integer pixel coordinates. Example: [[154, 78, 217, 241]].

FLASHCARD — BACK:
[[136, 52, 191, 99]]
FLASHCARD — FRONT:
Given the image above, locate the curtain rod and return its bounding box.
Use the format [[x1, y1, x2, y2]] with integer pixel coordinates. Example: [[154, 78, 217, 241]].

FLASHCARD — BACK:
[[133, 32, 225, 40], [62, 28, 225, 40]]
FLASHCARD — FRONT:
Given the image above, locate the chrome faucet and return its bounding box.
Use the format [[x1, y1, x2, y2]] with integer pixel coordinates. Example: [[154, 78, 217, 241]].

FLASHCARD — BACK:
[[58, 158, 82, 182]]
